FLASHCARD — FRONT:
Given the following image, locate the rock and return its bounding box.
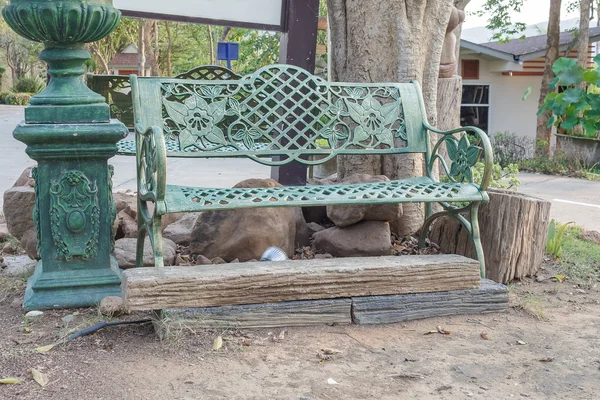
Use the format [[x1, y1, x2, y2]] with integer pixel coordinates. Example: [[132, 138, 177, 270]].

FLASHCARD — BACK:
[[307, 222, 326, 236], [189, 179, 296, 262], [535, 275, 545, 283], [0, 255, 36, 276], [2, 242, 16, 254], [325, 175, 402, 227], [25, 310, 43, 318], [3, 186, 36, 240], [294, 208, 310, 248], [582, 229, 600, 244], [195, 255, 212, 265], [116, 209, 138, 239], [99, 296, 125, 316], [13, 167, 35, 187], [312, 221, 393, 257], [161, 212, 186, 232], [19, 228, 39, 260], [230, 258, 240, 263], [211, 257, 227, 264], [163, 213, 199, 246], [112, 237, 177, 269], [113, 192, 137, 216]]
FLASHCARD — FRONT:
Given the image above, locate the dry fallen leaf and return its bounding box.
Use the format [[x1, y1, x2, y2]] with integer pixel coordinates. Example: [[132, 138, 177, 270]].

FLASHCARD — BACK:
[[31, 369, 49, 387], [23, 327, 32, 334], [0, 377, 22, 384], [327, 378, 339, 385], [34, 344, 56, 353], [539, 357, 554, 362], [516, 340, 528, 345], [277, 330, 286, 340], [437, 326, 451, 335], [554, 274, 566, 283], [480, 331, 489, 340], [212, 336, 223, 351]]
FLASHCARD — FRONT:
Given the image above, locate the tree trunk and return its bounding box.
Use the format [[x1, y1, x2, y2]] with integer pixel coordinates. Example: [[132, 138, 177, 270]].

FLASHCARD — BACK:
[[429, 189, 552, 284], [208, 26, 215, 65], [143, 21, 160, 76], [578, 0, 591, 68], [536, 0, 561, 157], [164, 22, 173, 76], [138, 20, 146, 76], [327, 0, 453, 235]]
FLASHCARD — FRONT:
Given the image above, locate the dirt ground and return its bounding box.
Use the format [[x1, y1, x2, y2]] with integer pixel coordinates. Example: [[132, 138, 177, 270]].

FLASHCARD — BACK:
[[1, 261, 599, 400]]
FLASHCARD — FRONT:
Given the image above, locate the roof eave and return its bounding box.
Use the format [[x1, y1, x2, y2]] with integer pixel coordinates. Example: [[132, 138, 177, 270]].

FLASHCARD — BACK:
[[460, 39, 519, 62], [519, 33, 600, 61]]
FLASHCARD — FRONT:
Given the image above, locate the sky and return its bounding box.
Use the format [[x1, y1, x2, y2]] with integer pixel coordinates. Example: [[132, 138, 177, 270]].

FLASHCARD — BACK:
[[463, 0, 580, 29]]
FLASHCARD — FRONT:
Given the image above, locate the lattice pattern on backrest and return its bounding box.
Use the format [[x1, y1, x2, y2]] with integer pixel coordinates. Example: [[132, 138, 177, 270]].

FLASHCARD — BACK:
[[175, 65, 241, 81], [135, 65, 428, 163]]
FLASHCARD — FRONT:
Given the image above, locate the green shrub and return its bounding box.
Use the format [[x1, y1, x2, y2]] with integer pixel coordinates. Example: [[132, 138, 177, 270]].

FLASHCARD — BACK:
[[0, 92, 10, 104], [11, 77, 45, 94], [5, 92, 32, 106], [474, 161, 520, 189], [491, 132, 532, 167]]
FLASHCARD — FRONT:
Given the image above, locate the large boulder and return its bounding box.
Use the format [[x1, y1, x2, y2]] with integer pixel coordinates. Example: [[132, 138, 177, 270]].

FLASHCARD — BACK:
[[19, 228, 39, 260], [3, 186, 36, 240], [164, 213, 199, 246], [312, 221, 393, 257], [13, 167, 35, 188], [189, 179, 296, 262], [113, 237, 177, 269], [326, 174, 402, 227]]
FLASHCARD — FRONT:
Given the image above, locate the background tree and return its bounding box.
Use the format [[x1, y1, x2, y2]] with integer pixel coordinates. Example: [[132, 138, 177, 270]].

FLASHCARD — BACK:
[[536, 0, 562, 156], [577, 0, 591, 68]]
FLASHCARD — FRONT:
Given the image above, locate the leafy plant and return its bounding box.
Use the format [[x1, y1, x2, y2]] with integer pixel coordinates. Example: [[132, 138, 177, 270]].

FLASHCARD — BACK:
[[475, 162, 520, 189], [5, 92, 32, 106], [538, 56, 600, 139], [11, 77, 45, 94], [0, 92, 10, 104], [546, 220, 574, 258]]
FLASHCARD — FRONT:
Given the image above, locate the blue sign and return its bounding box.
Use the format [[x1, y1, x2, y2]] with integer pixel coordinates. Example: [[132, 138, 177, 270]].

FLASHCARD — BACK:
[[217, 42, 239, 70]]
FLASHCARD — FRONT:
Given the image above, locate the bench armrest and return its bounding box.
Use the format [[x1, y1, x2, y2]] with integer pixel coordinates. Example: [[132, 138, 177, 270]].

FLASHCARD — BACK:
[[135, 124, 167, 211], [425, 123, 493, 193]]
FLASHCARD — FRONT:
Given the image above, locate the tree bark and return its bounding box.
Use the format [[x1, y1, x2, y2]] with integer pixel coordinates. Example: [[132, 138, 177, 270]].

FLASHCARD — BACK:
[[327, 0, 453, 235], [143, 21, 160, 76], [536, 0, 561, 157], [429, 189, 552, 284], [138, 20, 146, 76], [208, 26, 216, 65], [164, 22, 173, 77], [578, 0, 591, 68]]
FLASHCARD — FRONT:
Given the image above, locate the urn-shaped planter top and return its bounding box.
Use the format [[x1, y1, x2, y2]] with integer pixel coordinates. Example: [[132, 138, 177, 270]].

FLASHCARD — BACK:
[[2, 0, 120, 44], [2, 0, 121, 123]]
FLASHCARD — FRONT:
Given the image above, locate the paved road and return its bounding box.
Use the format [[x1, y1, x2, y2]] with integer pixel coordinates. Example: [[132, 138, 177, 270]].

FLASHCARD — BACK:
[[1, 106, 598, 231]]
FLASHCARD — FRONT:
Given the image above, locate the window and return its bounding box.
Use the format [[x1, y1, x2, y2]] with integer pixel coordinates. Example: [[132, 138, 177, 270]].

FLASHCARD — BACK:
[[461, 60, 480, 80], [460, 85, 489, 133]]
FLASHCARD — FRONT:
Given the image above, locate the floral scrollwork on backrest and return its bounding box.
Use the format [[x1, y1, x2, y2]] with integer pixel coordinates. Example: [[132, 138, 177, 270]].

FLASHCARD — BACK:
[[159, 65, 408, 155], [439, 135, 482, 183]]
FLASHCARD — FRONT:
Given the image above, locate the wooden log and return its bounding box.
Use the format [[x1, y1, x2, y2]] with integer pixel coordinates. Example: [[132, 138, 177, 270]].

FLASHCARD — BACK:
[[429, 189, 552, 283], [157, 298, 352, 331], [351, 279, 508, 325], [318, 16, 328, 31], [122, 255, 480, 311]]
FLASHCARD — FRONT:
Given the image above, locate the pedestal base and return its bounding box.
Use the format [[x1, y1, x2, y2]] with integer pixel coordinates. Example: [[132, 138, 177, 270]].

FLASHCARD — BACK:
[[23, 256, 122, 310]]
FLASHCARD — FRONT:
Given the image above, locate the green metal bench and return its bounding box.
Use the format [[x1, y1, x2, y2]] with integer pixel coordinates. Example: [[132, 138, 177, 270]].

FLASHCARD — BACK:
[[86, 65, 240, 149], [131, 64, 493, 276]]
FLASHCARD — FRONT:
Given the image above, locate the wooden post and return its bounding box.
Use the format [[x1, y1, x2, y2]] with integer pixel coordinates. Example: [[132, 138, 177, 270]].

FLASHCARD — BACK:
[[429, 189, 552, 284], [271, 0, 320, 186]]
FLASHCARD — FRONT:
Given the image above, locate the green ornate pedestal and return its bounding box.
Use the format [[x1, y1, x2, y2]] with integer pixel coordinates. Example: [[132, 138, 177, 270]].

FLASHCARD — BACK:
[[2, 0, 128, 309]]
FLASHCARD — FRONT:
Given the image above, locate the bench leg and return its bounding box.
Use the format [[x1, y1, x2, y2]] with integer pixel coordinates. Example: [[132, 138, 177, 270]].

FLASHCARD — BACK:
[[136, 226, 147, 269], [418, 209, 447, 250], [470, 202, 486, 279], [149, 214, 165, 268]]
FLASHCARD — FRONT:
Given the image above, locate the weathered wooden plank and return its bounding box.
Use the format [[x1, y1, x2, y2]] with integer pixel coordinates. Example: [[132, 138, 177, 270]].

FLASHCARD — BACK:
[[351, 279, 508, 325], [158, 298, 352, 331], [122, 255, 480, 311]]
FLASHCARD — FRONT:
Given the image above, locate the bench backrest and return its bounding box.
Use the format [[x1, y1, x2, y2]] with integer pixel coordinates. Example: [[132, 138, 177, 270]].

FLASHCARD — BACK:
[[87, 65, 240, 128], [132, 64, 429, 165]]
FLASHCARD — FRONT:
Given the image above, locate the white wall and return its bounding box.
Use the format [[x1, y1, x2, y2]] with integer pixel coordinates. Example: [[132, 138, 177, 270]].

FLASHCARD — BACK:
[[461, 57, 544, 145]]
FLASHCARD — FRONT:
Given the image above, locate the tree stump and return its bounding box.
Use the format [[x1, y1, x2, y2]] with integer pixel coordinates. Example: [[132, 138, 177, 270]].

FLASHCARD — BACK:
[[429, 189, 552, 284]]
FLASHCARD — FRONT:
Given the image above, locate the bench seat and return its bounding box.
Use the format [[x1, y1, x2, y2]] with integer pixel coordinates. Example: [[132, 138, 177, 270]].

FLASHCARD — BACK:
[[162, 177, 485, 214]]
